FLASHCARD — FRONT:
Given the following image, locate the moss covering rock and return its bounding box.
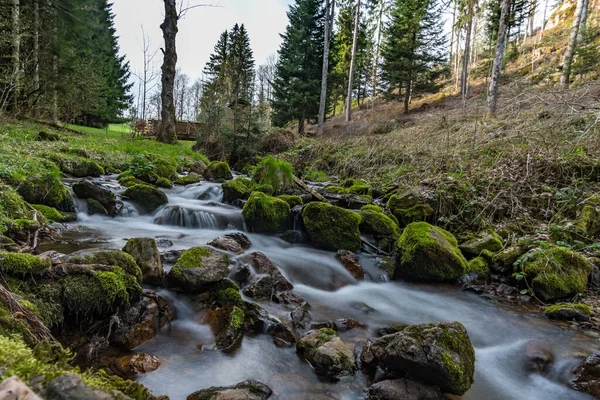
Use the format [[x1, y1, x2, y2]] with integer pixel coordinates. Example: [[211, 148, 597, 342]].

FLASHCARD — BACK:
[[250, 183, 274, 196], [359, 207, 401, 251], [87, 198, 108, 215], [302, 202, 362, 252], [31, 204, 66, 223], [459, 229, 503, 257], [296, 328, 356, 378], [17, 175, 75, 212], [122, 184, 168, 214], [187, 380, 272, 400], [222, 178, 250, 204], [204, 161, 233, 181], [155, 177, 173, 189], [387, 188, 433, 227], [467, 256, 490, 277], [242, 192, 291, 233], [516, 246, 593, 301], [251, 155, 294, 195], [0, 252, 51, 276], [544, 303, 591, 321], [204, 305, 245, 350], [394, 222, 468, 282], [55, 156, 105, 177], [371, 321, 475, 395], [174, 174, 201, 185], [278, 195, 303, 208], [123, 238, 163, 285], [167, 247, 230, 291], [63, 249, 143, 283]]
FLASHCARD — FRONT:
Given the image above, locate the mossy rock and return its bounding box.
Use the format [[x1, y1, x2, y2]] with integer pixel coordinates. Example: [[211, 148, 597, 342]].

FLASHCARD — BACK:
[[459, 229, 503, 256], [222, 178, 249, 204], [0, 252, 51, 276], [31, 204, 65, 223], [325, 185, 345, 194], [361, 204, 383, 213], [59, 157, 105, 178], [251, 155, 294, 195], [249, 183, 274, 196], [155, 177, 173, 189], [213, 279, 243, 306], [360, 209, 401, 251], [395, 222, 468, 282], [242, 192, 291, 234], [205, 161, 233, 181], [517, 246, 593, 301], [205, 305, 245, 350], [278, 195, 303, 208], [122, 184, 168, 214], [467, 256, 489, 277], [490, 246, 523, 272], [64, 249, 143, 283], [17, 175, 75, 212], [35, 130, 61, 141], [168, 247, 230, 291], [302, 202, 362, 251], [387, 188, 433, 227], [174, 175, 201, 185], [87, 198, 108, 215], [544, 303, 591, 321], [120, 176, 145, 188]]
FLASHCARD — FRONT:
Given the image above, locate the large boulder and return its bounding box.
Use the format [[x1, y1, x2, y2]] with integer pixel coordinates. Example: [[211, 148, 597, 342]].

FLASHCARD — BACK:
[[366, 379, 444, 400], [301, 202, 361, 252], [222, 178, 250, 204], [242, 192, 291, 233], [394, 222, 468, 282], [17, 175, 75, 212], [359, 206, 401, 251], [121, 184, 168, 214], [167, 247, 230, 291], [59, 249, 143, 282], [296, 328, 356, 378], [238, 252, 293, 292], [187, 380, 272, 400], [371, 321, 475, 395], [571, 351, 600, 398], [204, 161, 233, 181], [459, 229, 503, 257], [123, 238, 163, 285], [516, 246, 593, 301]]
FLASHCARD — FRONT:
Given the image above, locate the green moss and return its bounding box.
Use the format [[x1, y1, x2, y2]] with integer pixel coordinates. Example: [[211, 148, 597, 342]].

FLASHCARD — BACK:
[[460, 229, 503, 256], [155, 177, 173, 189], [0, 252, 50, 276], [340, 179, 360, 188], [31, 204, 64, 223], [303, 169, 329, 182], [251, 155, 294, 195], [87, 198, 107, 215], [10, 219, 40, 232], [122, 184, 168, 214], [230, 306, 244, 331], [325, 185, 345, 194], [360, 210, 401, 251], [222, 178, 249, 203], [395, 222, 468, 281], [174, 175, 201, 185], [467, 257, 490, 276], [517, 246, 593, 301], [242, 192, 291, 233], [346, 183, 371, 195], [206, 161, 232, 181], [250, 183, 274, 196], [88, 251, 143, 283], [387, 189, 433, 227], [54, 155, 105, 177], [315, 328, 337, 341], [361, 204, 383, 213], [215, 288, 243, 306], [170, 247, 212, 279], [301, 202, 362, 251], [544, 303, 591, 317], [16, 175, 75, 212], [120, 176, 144, 188], [0, 185, 34, 233], [278, 195, 303, 208]]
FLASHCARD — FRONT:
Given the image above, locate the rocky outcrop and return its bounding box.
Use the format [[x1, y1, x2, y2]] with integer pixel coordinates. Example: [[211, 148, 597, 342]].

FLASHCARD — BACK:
[[187, 380, 272, 400], [571, 351, 600, 398], [370, 321, 475, 395], [123, 238, 163, 285], [296, 328, 356, 379], [366, 378, 444, 400], [301, 202, 362, 252], [72, 180, 121, 216], [394, 222, 468, 282], [167, 247, 230, 292]]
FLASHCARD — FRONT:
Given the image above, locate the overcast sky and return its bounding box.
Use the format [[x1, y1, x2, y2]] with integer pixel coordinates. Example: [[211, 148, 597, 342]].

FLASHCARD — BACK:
[[112, 0, 294, 83]]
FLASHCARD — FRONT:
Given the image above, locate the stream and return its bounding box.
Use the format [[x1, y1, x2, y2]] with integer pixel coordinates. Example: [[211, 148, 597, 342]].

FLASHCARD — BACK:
[[46, 175, 599, 400]]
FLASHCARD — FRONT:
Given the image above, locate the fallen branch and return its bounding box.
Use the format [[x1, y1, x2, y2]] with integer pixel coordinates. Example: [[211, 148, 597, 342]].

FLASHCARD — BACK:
[[0, 284, 56, 343]]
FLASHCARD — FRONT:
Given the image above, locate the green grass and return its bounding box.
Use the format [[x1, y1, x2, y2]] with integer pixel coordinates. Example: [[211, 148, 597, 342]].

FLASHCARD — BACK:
[[67, 123, 132, 137]]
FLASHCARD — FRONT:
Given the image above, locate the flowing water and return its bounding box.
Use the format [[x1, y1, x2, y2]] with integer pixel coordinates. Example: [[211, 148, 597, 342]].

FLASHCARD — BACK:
[[48, 176, 599, 400]]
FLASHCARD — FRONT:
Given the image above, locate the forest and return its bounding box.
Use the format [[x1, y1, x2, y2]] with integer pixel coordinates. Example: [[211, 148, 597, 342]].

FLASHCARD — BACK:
[[0, 0, 599, 399]]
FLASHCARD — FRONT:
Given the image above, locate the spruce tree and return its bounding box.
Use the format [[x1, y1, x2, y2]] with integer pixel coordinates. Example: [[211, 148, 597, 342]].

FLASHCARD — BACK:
[[380, 0, 446, 112], [271, 0, 325, 135]]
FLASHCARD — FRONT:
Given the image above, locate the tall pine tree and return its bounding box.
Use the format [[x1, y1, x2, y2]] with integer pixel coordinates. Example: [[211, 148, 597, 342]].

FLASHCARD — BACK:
[[271, 0, 325, 135], [381, 0, 446, 112]]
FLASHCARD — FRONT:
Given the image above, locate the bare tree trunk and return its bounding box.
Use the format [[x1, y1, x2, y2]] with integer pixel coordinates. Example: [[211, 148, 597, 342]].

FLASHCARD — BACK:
[[52, 54, 58, 123], [454, 28, 461, 90], [528, 0, 536, 38], [33, 0, 40, 117], [12, 0, 20, 111], [345, 0, 361, 122], [539, 0, 549, 39], [450, 0, 457, 61], [488, 0, 511, 115], [298, 114, 305, 135], [157, 0, 179, 144], [578, 0, 588, 42], [318, 0, 334, 136], [560, 0, 585, 88], [371, 0, 385, 99], [403, 65, 412, 113], [461, 13, 473, 105]]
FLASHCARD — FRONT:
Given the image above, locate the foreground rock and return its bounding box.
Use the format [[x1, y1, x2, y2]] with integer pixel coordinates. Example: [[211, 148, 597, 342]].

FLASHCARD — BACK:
[[187, 380, 272, 400], [72, 180, 121, 216], [115, 353, 161, 376], [0, 377, 43, 400], [571, 351, 600, 398], [238, 251, 293, 292], [516, 246, 593, 301], [242, 192, 291, 233], [302, 202, 362, 251], [394, 222, 468, 282], [296, 328, 356, 379], [366, 378, 444, 400], [17, 175, 75, 212], [167, 247, 230, 292], [45, 374, 116, 400], [208, 233, 252, 254], [123, 238, 164, 285], [544, 303, 591, 322], [370, 321, 475, 395], [204, 305, 245, 350], [122, 184, 168, 214]]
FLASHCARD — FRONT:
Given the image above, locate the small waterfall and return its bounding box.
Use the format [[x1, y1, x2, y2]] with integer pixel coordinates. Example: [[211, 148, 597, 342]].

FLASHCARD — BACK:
[[197, 185, 223, 202], [291, 205, 303, 231], [154, 206, 218, 229], [119, 201, 140, 218]]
